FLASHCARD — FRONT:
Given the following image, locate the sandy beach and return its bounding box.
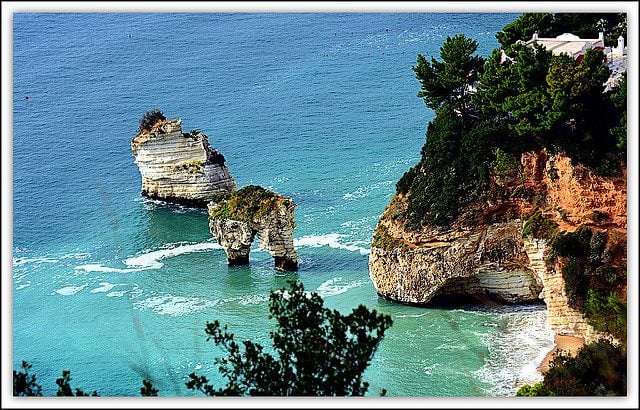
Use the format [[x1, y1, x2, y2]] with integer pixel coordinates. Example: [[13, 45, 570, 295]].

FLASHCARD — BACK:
[[537, 334, 586, 373]]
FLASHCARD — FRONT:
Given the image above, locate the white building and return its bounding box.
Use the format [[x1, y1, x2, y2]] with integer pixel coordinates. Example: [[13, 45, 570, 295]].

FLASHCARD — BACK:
[[525, 32, 605, 61], [525, 31, 627, 91]]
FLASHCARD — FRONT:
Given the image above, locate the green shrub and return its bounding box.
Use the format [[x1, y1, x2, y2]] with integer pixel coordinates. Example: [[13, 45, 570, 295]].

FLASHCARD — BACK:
[[209, 185, 287, 222], [522, 211, 559, 240], [551, 226, 626, 338], [493, 147, 519, 184], [400, 109, 507, 228], [518, 340, 626, 396], [171, 159, 205, 175], [516, 382, 549, 396], [207, 149, 226, 165], [541, 340, 626, 396], [561, 258, 587, 308], [372, 224, 409, 251], [551, 225, 592, 259], [396, 164, 418, 195], [584, 289, 626, 341], [138, 109, 166, 133], [589, 210, 609, 223]]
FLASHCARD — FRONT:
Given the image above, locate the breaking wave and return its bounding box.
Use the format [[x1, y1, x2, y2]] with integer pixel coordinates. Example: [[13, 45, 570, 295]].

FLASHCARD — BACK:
[[472, 305, 554, 396], [316, 277, 367, 298], [294, 234, 370, 255], [75, 241, 223, 273]]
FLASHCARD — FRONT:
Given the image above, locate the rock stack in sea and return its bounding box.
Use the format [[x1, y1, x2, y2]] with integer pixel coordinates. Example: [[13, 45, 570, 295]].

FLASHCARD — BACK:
[[208, 185, 298, 271], [131, 115, 236, 206]]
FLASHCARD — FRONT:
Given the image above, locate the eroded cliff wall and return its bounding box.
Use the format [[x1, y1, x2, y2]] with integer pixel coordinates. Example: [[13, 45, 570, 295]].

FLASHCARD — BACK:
[[369, 150, 626, 342]]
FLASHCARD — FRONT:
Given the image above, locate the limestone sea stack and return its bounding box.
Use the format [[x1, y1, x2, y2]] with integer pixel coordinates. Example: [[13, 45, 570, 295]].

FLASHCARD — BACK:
[[131, 113, 236, 206], [208, 185, 298, 271]]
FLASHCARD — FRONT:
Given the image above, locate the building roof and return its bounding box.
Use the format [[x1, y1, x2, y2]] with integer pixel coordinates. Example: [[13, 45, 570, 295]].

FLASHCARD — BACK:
[[525, 33, 603, 57]]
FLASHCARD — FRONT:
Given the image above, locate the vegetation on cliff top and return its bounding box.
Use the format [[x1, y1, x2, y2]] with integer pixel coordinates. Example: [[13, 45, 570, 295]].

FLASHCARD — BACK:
[[14, 281, 391, 397], [209, 185, 291, 222], [396, 14, 627, 229], [138, 108, 166, 133]]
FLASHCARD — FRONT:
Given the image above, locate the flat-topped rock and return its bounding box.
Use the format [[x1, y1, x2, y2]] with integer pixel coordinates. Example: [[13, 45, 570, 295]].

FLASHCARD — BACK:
[[131, 114, 236, 207]]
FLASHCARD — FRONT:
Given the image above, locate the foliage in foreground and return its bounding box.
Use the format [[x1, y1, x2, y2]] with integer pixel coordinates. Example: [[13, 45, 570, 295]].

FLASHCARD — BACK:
[[187, 280, 393, 396], [13, 361, 42, 397], [13, 361, 98, 397], [517, 339, 626, 396], [14, 281, 392, 397]]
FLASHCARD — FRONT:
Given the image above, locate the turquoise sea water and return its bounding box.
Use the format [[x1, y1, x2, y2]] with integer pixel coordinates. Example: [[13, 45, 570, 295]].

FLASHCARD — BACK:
[[12, 12, 555, 396]]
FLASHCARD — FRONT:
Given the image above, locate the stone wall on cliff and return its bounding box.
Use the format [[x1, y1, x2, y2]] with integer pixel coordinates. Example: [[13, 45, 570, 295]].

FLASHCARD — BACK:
[[369, 150, 626, 342], [131, 119, 236, 206], [208, 186, 298, 272]]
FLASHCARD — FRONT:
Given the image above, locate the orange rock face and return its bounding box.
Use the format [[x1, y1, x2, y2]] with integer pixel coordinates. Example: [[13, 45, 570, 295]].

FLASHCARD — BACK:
[[369, 149, 627, 343], [521, 150, 627, 232]]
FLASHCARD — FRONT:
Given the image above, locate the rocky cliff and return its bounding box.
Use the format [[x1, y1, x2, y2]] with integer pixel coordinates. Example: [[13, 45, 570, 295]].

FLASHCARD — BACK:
[[369, 150, 626, 342], [208, 185, 298, 271], [131, 118, 236, 206]]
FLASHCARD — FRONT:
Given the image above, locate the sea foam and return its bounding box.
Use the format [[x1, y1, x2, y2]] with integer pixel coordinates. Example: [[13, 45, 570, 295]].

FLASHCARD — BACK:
[[75, 241, 223, 273], [472, 306, 554, 396], [13, 257, 59, 266], [90, 282, 120, 293], [294, 234, 370, 255], [134, 295, 218, 317], [55, 285, 87, 296], [316, 277, 367, 298], [75, 264, 141, 273], [16, 282, 31, 290]]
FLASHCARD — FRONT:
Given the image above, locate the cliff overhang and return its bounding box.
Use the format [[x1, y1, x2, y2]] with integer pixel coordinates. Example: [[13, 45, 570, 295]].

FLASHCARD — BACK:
[[369, 150, 627, 343]]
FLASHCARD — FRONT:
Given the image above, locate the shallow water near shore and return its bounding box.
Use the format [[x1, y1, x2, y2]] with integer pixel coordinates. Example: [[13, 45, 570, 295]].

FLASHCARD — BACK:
[[12, 12, 554, 396]]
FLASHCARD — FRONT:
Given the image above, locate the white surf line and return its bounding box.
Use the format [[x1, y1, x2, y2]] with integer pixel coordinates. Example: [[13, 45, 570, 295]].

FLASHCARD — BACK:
[[75, 241, 223, 273], [294, 233, 370, 255]]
